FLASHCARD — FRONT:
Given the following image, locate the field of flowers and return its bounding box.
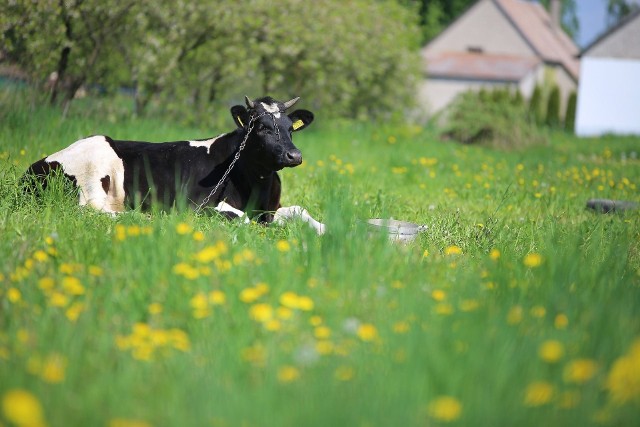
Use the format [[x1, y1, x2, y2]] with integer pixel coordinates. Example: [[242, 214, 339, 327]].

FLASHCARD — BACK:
[[1, 89, 639, 426]]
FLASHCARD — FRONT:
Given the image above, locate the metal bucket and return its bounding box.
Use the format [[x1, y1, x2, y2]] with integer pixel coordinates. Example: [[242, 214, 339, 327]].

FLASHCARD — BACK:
[[366, 218, 427, 243]]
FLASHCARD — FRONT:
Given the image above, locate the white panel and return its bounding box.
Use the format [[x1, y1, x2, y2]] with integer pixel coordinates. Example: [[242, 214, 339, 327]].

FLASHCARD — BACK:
[[576, 57, 640, 136]]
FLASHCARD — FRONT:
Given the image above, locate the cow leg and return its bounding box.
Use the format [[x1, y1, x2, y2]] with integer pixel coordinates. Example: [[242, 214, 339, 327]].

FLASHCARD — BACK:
[[273, 206, 326, 235], [215, 201, 251, 223]]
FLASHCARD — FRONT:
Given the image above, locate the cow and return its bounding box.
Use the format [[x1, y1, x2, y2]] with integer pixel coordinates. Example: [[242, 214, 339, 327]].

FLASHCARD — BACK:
[[22, 96, 326, 234]]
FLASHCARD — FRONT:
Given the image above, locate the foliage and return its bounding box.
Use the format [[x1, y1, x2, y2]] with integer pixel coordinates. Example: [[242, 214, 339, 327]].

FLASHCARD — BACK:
[[529, 84, 545, 126], [564, 91, 577, 133], [538, 0, 579, 40], [413, 0, 476, 43], [443, 88, 546, 149], [545, 85, 561, 128], [0, 0, 421, 120], [607, 0, 640, 26], [1, 91, 639, 426]]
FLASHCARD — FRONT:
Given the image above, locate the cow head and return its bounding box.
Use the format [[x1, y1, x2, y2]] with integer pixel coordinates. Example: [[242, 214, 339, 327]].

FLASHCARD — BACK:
[[230, 96, 314, 172]]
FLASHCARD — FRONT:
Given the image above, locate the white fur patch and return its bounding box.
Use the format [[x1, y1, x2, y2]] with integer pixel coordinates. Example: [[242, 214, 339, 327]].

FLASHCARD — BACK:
[[188, 134, 225, 154], [260, 102, 281, 118], [274, 205, 326, 235], [46, 135, 125, 213], [215, 201, 250, 223]]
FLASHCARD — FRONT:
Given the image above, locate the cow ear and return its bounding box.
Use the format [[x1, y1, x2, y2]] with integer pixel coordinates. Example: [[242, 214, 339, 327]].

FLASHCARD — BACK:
[[231, 105, 249, 128], [288, 110, 314, 132]]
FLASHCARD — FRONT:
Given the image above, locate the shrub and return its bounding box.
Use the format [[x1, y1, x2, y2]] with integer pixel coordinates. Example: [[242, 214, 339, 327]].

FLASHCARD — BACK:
[[529, 85, 544, 125], [564, 91, 577, 133], [545, 85, 561, 128], [442, 89, 546, 149]]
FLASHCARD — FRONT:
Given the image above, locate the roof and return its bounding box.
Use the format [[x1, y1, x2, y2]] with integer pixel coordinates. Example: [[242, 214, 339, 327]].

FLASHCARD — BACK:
[[425, 52, 540, 81], [422, 0, 580, 82], [494, 0, 580, 79], [580, 8, 640, 57]]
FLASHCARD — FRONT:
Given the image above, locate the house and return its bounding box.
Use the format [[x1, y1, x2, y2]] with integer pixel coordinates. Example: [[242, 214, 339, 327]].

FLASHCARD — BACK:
[[575, 9, 640, 137], [419, 0, 580, 116]]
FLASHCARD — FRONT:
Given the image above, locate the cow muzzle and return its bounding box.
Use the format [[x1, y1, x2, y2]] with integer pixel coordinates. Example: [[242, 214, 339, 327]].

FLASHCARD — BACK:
[[283, 150, 303, 167]]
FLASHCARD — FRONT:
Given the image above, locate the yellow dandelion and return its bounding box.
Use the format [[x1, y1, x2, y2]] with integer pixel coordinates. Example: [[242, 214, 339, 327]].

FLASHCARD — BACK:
[[127, 225, 141, 236], [33, 250, 49, 262], [59, 263, 81, 274], [279, 291, 299, 309], [249, 303, 273, 322], [460, 299, 480, 312], [428, 396, 463, 422], [49, 292, 69, 307], [507, 306, 523, 325], [195, 246, 223, 263], [264, 319, 281, 331], [489, 249, 501, 260], [558, 390, 581, 409], [563, 359, 598, 384], [148, 303, 163, 315], [605, 339, 640, 404], [554, 314, 569, 329], [309, 315, 323, 326], [65, 302, 85, 322], [115, 224, 127, 241], [190, 293, 209, 310], [531, 305, 546, 318], [524, 381, 554, 406], [277, 365, 300, 383], [444, 245, 462, 256], [192, 231, 205, 241], [108, 418, 152, 427], [393, 321, 410, 334], [435, 303, 454, 315], [523, 253, 543, 268], [7, 287, 21, 303], [88, 265, 103, 276], [176, 222, 193, 235], [209, 290, 226, 305], [431, 289, 446, 301], [276, 240, 291, 252], [297, 296, 314, 311], [62, 276, 85, 295], [241, 344, 266, 365], [539, 340, 564, 363], [316, 340, 334, 355], [277, 306, 294, 320], [334, 365, 355, 381], [314, 326, 331, 339], [357, 323, 378, 342], [2, 389, 46, 427], [41, 353, 66, 383], [240, 287, 260, 304]]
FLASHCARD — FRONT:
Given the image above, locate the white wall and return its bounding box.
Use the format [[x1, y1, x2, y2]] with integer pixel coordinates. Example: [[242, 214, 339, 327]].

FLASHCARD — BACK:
[[576, 57, 640, 136]]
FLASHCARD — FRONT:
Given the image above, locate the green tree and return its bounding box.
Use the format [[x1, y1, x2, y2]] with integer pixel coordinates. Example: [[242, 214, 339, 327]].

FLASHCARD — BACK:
[[607, 0, 640, 25], [539, 0, 579, 41], [564, 91, 577, 133], [545, 85, 561, 128], [529, 85, 544, 126]]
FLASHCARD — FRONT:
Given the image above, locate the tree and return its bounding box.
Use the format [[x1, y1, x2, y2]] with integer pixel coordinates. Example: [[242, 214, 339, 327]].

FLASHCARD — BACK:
[[545, 85, 561, 128], [539, 0, 579, 41], [529, 85, 544, 126], [607, 0, 640, 25], [414, 0, 476, 43], [564, 91, 577, 133]]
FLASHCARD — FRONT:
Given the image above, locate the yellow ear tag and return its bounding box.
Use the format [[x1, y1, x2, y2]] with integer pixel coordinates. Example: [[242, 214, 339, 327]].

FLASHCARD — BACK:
[[292, 119, 304, 130], [237, 116, 244, 127]]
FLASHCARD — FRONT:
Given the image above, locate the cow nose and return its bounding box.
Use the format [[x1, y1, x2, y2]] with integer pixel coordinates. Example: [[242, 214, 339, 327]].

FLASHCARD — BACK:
[[285, 150, 303, 166]]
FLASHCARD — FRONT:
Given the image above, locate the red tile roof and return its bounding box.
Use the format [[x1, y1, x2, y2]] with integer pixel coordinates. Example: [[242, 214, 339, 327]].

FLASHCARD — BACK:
[[495, 0, 580, 79], [425, 51, 540, 81]]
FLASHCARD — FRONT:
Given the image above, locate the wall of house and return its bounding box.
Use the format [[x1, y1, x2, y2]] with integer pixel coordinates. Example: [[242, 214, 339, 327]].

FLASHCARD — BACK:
[[424, 0, 536, 57], [576, 57, 640, 136], [587, 16, 640, 59]]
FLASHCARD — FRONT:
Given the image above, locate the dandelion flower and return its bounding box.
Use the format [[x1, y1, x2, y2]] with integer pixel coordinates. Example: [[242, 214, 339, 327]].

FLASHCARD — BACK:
[[523, 253, 543, 268], [428, 396, 462, 422], [176, 222, 192, 235], [41, 353, 66, 383], [314, 326, 331, 339], [605, 339, 640, 404], [277, 365, 300, 383], [507, 306, 523, 325], [7, 288, 21, 303], [489, 249, 501, 260], [62, 276, 85, 295], [444, 245, 462, 256], [357, 323, 378, 342], [539, 340, 564, 363], [431, 289, 446, 301], [2, 389, 46, 427], [276, 240, 291, 252], [209, 290, 226, 305], [334, 365, 355, 381], [524, 381, 554, 406], [240, 288, 261, 304], [554, 314, 569, 329], [249, 303, 273, 322], [563, 359, 598, 384]]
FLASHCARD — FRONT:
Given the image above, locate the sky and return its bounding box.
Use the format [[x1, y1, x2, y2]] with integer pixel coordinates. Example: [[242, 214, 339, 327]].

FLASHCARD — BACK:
[[575, 0, 640, 47]]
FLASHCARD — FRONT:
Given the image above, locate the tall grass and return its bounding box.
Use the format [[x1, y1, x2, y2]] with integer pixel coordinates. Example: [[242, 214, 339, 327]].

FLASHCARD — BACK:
[[1, 88, 639, 426]]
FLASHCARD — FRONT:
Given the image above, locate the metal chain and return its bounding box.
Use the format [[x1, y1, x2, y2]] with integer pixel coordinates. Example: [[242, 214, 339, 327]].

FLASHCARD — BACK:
[[194, 110, 278, 214]]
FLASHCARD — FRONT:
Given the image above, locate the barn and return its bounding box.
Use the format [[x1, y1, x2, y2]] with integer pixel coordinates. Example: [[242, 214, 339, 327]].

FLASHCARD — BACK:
[[575, 9, 640, 137]]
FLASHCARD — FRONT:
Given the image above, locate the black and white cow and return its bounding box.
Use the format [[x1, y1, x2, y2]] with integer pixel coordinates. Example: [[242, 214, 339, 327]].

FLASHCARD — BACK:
[[23, 96, 325, 234]]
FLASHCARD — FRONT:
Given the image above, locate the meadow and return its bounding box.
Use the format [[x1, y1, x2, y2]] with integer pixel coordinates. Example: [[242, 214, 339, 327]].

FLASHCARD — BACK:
[[1, 87, 639, 426]]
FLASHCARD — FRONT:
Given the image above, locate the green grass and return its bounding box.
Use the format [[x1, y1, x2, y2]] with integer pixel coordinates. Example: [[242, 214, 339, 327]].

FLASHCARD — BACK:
[[1, 87, 639, 426]]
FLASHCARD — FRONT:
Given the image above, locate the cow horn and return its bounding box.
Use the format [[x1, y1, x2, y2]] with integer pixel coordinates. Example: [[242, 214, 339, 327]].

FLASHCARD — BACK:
[[283, 97, 300, 110], [245, 96, 255, 109]]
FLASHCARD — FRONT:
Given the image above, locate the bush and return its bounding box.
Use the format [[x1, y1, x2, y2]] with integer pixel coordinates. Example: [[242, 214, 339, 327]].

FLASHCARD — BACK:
[[442, 89, 546, 149], [528, 85, 544, 126], [545, 85, 561, 128], [564, 91, 577, 133]]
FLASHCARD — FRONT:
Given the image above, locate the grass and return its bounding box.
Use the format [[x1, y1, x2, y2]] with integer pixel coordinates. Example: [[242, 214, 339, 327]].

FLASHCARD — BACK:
[[1, 86, 639, 426]]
